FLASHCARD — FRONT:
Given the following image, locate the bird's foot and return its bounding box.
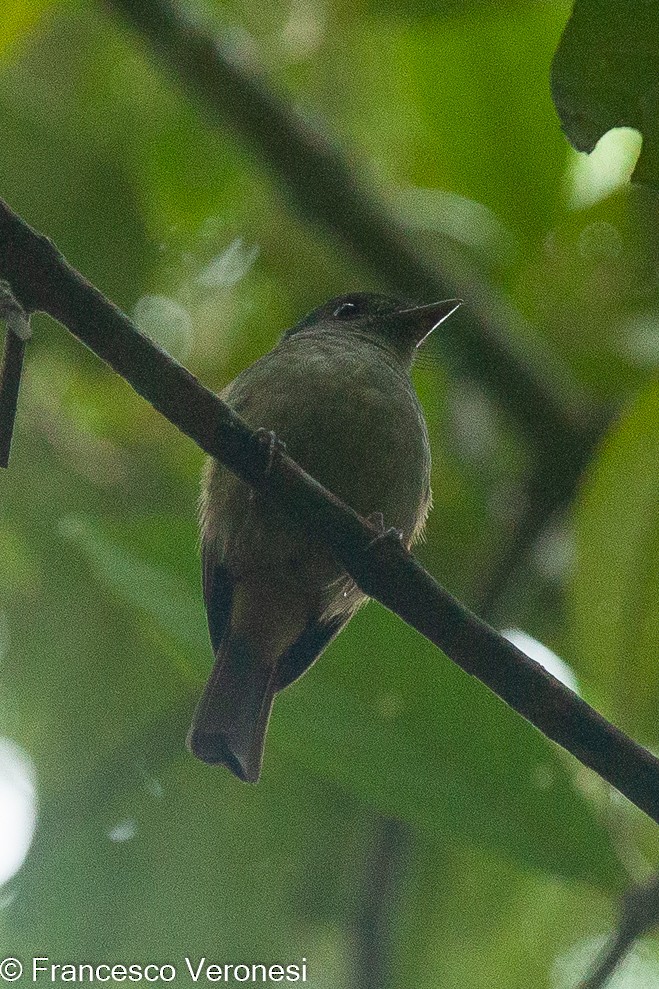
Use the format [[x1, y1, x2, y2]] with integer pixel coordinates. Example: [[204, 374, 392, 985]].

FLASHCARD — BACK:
[[365, 512, 404, 550], [357, 516, 406, 597], [252, 427, 287, 477]]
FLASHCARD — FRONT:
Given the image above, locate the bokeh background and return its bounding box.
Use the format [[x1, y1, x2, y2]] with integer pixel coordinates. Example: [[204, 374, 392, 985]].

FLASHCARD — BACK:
[[1, 1, 658, 987]]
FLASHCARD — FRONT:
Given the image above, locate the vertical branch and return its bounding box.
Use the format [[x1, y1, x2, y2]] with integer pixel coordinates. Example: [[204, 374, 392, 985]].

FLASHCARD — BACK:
[[354, 817, 410, 989], [0, 283, 30, 468], [0, 330, 26, 467]]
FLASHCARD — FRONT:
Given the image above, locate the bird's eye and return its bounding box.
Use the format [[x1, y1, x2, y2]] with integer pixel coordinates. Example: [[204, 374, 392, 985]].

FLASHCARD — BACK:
[[332, 301, 361, 319]]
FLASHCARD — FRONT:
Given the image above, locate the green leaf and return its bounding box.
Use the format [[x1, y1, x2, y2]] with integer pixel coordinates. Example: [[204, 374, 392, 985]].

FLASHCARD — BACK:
[[390, 834, 618, 989], [58, 515, 207, 665], [551, 0, 659, 190], [62, 516, 624, 888], [571, 379, 659, 744], [339, 4, 570, 242], [7, 755, 363, 984], [276, 607, 623, 887]]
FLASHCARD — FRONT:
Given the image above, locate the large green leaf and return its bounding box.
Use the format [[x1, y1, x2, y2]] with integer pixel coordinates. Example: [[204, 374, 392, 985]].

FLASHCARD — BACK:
[[335, 4, 570, 243], [389, 833, 623, 989], [551, 0, 659, 190], [61, 516, 623, 887], [6, 753, 363, 986], [571, 379, 659, 744]]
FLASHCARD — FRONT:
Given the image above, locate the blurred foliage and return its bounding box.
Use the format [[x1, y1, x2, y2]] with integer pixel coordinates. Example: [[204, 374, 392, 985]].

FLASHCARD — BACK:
[[551, 0, 659, 190], [571, 381, 659, 749], [0, 1, 658, 987]]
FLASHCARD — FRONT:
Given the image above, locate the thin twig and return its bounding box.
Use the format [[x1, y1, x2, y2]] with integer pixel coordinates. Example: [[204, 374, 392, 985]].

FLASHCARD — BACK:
[[1, 199, 658, 825]]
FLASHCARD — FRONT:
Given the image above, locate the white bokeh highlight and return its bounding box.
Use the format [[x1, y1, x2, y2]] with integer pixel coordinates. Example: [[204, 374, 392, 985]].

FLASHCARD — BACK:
[[501, 628, 579, 695], [0, 738, 37, 887], [553, 935, 659, 989], [132, 294, 194, 362], [566, 127, 642, 209], [195, 238, 260, 289], [108, 819, 138, 843]]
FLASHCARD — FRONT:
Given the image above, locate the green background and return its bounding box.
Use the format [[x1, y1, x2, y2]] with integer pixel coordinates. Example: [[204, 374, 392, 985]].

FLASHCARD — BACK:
[[0, 1, 658, 986]]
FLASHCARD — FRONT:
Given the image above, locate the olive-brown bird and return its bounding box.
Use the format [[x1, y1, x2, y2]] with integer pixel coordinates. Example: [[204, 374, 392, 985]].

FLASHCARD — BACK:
[[188, 292, 462, 781]]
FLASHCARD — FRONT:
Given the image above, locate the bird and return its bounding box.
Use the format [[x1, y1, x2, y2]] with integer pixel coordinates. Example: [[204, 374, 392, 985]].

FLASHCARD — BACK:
[[187, 291, 462, 781]]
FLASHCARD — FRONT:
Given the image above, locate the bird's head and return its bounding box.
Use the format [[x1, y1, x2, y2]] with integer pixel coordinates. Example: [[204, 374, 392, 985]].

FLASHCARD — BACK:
[[282, 292, 462, 365]]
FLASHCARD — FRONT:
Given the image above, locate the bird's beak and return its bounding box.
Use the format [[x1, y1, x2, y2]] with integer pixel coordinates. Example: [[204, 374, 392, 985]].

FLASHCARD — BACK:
[[396, 298, 463, 348]]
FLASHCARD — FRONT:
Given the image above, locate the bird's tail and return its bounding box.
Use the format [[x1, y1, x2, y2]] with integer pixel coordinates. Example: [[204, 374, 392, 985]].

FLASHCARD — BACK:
[[187, 633, 278, 783]]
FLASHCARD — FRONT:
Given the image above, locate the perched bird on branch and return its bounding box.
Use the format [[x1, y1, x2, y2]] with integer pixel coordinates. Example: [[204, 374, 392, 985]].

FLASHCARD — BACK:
[[188, 292, 461, 781]]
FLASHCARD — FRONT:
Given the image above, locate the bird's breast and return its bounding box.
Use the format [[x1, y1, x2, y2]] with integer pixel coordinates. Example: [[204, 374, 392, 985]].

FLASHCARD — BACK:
[[223, 334, 431, 537]]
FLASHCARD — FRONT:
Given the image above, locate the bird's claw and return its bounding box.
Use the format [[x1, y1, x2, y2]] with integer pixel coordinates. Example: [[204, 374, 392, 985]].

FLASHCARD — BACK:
[[252, 427, 287, 476], [365, 513, 404, 551]]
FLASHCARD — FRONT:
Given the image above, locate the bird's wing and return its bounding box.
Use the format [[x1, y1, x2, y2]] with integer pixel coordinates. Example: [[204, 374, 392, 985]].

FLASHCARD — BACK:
[[202, 541, 234, 654], [275, 612, 350, 692]]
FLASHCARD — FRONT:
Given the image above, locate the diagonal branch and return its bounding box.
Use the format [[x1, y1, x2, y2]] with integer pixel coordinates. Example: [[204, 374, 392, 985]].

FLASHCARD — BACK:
[[1, 198, 658, 825], [102, 0, 612, 615], [104, 0, 600, 451]]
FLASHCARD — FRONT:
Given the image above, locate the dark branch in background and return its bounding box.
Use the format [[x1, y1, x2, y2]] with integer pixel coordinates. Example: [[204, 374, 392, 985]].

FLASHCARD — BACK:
[[87, 8, 613, 974], [0, 281, 30, 468], [0, 0, 651, 954], [354, 818, 410, 989], [103, 0, 612, 609], [576, 873, 659, 989], [13, 5, 643, 984], [0, 330, 25, 467], [89, 12, 613, 976], [102, 0, 584, 439], [1, 200, 658, 829]]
